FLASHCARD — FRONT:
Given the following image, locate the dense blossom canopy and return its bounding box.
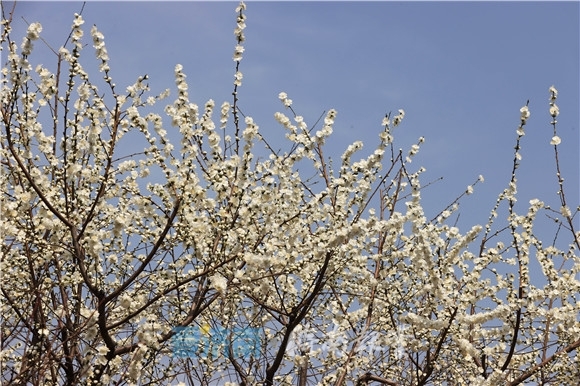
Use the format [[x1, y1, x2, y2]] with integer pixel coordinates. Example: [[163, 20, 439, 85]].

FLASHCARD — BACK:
[[1, 2, 579, 385]]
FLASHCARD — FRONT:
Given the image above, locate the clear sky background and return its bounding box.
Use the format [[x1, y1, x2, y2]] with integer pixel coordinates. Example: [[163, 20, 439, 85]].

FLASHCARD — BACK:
[[6, 1, 579, 234]]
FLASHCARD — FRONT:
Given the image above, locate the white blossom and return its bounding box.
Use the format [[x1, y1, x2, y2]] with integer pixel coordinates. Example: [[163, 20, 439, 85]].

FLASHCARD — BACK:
[[209, 274, 228, 294], [548, 85, 558, 100], [21, 22, 42, 55], [519, 105, 530, 124], [393, 109, 405, 126], [233, 44, 244, 62], [278, 91, 293, 107]]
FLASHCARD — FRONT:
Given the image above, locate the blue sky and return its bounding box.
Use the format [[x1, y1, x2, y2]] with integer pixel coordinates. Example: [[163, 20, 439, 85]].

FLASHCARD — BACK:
[[7, 1, 579, 231]]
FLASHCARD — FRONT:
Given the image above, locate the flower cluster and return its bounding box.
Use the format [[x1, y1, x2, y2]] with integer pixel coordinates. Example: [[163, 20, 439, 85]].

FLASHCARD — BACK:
[[278, 91, 293, 108], [549, 85, 560, 145], [519, 105, 530, 124], [233, 2, 246, 61], [21, 22, 42, 56]]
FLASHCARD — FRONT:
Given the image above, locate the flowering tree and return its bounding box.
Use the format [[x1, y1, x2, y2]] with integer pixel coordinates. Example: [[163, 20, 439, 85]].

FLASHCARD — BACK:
[[1, 2, 579, 386]]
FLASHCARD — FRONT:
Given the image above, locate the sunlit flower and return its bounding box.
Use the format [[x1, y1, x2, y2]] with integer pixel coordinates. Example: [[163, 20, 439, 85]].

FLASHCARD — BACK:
[[90, 25, 109, 65], [393, 109, 405, 126], [381, 115, 390, 126], [548, 85, 558, 100], [98, 345, 109, 356], [26, 22, 42, 40], [209, 274, 228, 294], [278, 92, 292, 107], [72, 13, 84, 28], [71, 27, 83, 41], [235, 1, 246, 12], [120, 295, 132, 309], [234, 70, 243, 86], [560, 206, 571, 217], [233, 44, 244, 62], [519, 105, 530, 123], [21, 22, 42, 55]]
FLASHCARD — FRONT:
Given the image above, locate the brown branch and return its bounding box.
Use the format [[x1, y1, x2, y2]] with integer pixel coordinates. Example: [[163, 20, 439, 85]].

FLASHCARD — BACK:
[[264, 250, 333, 385], [356, 372, 399, 386], [419, 307, 458, 385], [502, 117, 526, 373], [104, 196, 182, 304], [4, 122, 73, 229], [78, 102, 121, 238], [227, 340, 248, 386], [507, 338, 580, 386]]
